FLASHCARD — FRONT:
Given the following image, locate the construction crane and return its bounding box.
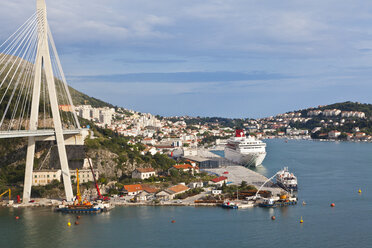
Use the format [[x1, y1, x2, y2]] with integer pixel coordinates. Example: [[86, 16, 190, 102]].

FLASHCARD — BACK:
[[0, 189, 11, 201], [76, 169, 82, 205], [87, 158, 109, 201]]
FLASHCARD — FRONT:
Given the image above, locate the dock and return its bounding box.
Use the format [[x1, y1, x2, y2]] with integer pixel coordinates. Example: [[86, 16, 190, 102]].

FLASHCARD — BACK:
[[204, 165, 283, 196]]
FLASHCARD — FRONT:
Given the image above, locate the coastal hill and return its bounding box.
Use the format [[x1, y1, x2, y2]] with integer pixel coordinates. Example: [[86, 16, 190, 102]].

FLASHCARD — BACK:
[[269, 101, 372, 139], [296, 101, 372, 117], [68, 86, 114, 108]]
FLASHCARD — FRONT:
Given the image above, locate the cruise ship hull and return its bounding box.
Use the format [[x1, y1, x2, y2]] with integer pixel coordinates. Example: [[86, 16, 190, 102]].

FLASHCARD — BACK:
[[224, 148, 266, 167]]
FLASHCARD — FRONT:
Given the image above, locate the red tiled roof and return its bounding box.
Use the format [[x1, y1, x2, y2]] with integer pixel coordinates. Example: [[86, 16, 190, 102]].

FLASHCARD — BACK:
[[124, 184, 143, 192], [167, 184, 189, 194], [142, 185, 159, 193], [173, 164, 193, 170], [136, 168, 155, 173], [211, 176, 228, 183]]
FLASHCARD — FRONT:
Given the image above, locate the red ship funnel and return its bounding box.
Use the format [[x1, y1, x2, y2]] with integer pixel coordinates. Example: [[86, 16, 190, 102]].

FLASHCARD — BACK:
[[235, 129, 245, 137]]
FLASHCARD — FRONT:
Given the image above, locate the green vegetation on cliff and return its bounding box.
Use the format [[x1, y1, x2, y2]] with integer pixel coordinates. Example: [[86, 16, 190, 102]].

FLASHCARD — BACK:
[[69, 86, 114, 108], [85, 125, 176, 172]]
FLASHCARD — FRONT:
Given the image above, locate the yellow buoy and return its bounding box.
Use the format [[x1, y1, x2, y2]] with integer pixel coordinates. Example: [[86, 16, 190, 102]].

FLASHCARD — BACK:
[[67, 221, 71, 227], [358, 189, 362, 194], [300, 217, 303, 224]]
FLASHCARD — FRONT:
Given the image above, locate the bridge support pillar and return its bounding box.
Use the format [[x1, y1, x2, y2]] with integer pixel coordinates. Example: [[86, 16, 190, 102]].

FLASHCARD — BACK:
[[22, 0, 74, 202]]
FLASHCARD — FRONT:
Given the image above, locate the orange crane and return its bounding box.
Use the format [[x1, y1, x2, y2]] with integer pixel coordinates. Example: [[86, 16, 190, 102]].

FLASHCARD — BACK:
[[76, 169, 82, 204], [0, 189, 11, 201]]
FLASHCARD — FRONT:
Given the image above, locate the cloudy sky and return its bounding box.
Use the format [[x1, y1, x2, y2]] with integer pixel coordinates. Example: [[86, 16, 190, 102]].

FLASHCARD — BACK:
[[1, 0, 372, 118]]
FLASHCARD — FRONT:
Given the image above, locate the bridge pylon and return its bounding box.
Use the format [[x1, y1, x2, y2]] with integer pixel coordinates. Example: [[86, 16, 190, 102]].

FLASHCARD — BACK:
[[22, 0, 74, 202]]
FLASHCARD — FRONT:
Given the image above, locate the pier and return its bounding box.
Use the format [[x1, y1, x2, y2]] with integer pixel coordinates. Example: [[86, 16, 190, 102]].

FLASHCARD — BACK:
[[204, 165, 283, 195]]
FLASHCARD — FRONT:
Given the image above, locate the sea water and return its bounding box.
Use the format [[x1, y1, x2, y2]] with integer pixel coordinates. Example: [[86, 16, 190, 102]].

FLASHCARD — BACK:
[[1, 139, 371, 248]]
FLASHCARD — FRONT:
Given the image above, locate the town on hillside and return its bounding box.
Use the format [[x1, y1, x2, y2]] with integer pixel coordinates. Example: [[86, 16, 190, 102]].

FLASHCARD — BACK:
[[13, 101, 371, 206], [74, 102, 372, 148]]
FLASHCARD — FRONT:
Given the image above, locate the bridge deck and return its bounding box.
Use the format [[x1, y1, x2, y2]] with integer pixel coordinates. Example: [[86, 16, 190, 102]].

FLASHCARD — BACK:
[[0, 129, 82, 139]]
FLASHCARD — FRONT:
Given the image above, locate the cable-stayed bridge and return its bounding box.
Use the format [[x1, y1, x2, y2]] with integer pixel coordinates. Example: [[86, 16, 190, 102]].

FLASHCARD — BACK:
[[0, 0, 83, 202]]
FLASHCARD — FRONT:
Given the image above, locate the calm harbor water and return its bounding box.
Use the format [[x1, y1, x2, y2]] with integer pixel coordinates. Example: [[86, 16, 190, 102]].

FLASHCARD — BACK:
[[1, 139, 372, 248]]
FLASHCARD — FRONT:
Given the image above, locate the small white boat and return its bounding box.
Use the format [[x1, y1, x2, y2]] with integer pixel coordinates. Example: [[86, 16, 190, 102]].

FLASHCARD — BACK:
[[276, 167, 298, 191], [238, 201, 255, 208]]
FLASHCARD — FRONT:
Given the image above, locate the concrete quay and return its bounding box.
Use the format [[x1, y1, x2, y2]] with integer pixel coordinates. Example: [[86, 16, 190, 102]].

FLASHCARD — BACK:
[[204, 165, 283, 196]]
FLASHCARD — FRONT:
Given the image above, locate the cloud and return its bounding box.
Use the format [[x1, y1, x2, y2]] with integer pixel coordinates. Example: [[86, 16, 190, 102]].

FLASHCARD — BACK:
[[2, 0, 372, 117]]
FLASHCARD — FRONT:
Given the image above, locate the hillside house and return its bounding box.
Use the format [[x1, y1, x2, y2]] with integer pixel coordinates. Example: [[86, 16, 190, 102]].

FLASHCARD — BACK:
[[123, 184, 143, 196], [168, 164, 199, 175], [132, 168, 156, 180], [209, 176, 228, 187]]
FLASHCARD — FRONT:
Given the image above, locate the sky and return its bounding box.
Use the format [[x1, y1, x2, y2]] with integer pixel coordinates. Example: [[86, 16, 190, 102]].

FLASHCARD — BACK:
[[1, 0, 372, 118]]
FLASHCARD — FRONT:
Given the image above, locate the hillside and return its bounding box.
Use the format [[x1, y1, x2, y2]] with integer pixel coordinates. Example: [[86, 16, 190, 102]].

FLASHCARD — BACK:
[[298, 101, 372, 117], [284, 101, 372, 138], [69, 86, 114, 108]]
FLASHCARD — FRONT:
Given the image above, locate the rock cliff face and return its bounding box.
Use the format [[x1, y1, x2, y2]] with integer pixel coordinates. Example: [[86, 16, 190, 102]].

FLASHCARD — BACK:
[[49, 145, 86, 170], [86, 148, 148, 179], [0, 139, 54, 168], [87, 149, 120, 178]]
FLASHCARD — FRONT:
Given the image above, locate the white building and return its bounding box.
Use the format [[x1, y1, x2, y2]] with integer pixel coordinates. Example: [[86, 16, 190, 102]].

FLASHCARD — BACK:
[[341, 111, 366, 118], [70, 169, 98, 184], [131, 168, 157, 180], [99, 111, 112, 126], [32, 170, 61, 186], [188, 182, 204, 189], [77, 105, 92, 120], [91, 108, 101, 121], [308, 110, 322, 116], [212, 189, 222, 195], [183, 148, 198, 156], [323, 109, 341, 117], [328, 130, 341, 139], [209, 176, 228, 187], [142, 137, 156, 146]]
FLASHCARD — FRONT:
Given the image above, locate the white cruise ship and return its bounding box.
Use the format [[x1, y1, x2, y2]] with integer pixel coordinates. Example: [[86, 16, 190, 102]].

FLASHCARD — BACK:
[[224, 129, 266, 167]]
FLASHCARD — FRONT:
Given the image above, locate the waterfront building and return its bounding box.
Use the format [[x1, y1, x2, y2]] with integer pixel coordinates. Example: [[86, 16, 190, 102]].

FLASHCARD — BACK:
[[328, 130, 341, 139], [70, 169, 98, 184], [131, 168, 156, 180], [123, 184, 143, 196], [168, 164, 199, 175], [156, 190, 172, 200], [142, 185, 159, 194], [32, 169, 61, 186], [355, 132, 366, 138], [157, 184, 190, 200], [134, 191, 154, 202], [209, 176, 228, 187]]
